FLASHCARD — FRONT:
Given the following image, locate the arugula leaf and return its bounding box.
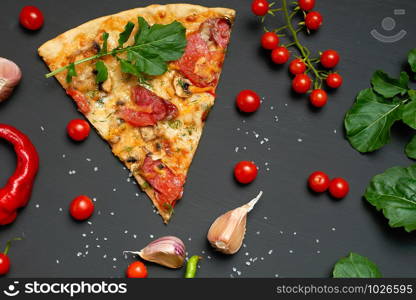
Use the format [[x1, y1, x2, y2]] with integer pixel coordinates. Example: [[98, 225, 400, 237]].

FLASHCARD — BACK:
[[401, 89, 416, 129], [122, 17, 186, 77], [95, 61, 108, 84], [118, 21, 135, 48], [119, 58, 142, 77], [344, 88, 402, 152], [333, 253, 382, 278], [99, 32, 109, 55], [371, 70, 409, 98], [365, 164, 416, 232], [408, 48, 416, 73], [66, 63, 77, 83], [45, 17, 187, 81], [405, 136, 416, 159]]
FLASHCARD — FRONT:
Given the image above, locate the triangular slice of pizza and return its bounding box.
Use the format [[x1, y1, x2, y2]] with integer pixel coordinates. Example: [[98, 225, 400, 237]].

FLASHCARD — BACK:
[[38, 4, 235, 223]]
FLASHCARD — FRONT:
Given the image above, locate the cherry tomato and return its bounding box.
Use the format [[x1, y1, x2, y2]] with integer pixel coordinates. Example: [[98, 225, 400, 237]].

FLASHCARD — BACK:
[[0, 254, 10, 275], [234, 161, 258, 184], [309, 89, 328, 108], [261, 32, 279, 50], [236, 90, 261, 113], [329, 178, 350, 199], [251, 0, 269, 16], [298, 0, 315, 11], [67, 119, 90, 141], [126, 261, 148, 278], [305, 11, 323, 30], [271, 47, 290, 64], [19, 6, 44, 31], [289, 59, 307, 75], [320, 50, 340, 69], [326, 73, 343, 88], [69, 195, 94, 221], [308, 171, 330, 193], [292, 74, 312, 94]]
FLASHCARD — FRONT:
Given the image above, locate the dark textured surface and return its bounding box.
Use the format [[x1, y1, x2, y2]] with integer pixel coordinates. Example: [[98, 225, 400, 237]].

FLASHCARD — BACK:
[[0, 0, 415, 278]]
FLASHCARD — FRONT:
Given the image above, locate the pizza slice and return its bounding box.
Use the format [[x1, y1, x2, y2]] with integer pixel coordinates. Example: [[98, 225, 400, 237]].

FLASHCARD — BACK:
[[38, 4, 235, 223]]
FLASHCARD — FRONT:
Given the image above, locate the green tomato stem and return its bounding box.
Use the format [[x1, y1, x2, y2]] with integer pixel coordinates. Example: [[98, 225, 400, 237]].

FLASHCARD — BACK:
[[281, 0, 324, 89], [3, 238, 22, 255]]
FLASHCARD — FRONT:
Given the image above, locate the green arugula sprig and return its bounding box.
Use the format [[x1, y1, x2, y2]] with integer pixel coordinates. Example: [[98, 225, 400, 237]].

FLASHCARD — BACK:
[[344, 49, 416, 159], [365, 164, 416, 232], [47, 17, 187, 84], [333, 253, 382, 278]]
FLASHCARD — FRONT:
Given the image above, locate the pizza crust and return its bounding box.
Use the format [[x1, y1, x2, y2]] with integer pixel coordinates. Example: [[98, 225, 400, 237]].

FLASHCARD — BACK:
[[38, 4, 236, 223]]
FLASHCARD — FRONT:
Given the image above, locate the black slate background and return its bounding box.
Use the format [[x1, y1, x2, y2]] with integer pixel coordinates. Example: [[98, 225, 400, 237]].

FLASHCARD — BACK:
[[0, 0, 415, 278]]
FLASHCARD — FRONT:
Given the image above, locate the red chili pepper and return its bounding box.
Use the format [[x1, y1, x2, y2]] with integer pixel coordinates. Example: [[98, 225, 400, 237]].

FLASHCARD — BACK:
[[0, 124, 39, 225]]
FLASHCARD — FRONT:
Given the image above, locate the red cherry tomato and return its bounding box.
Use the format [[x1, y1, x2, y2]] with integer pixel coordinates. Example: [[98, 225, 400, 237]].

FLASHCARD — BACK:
[[309, 89, 328, 108], [289, 59, 307, 75], [234, 161, 258, 184], [0, 254, 10, 275], [69, 195, 94, 221], [261, 32, 279, 50], [67, 119, 90, 141], [271, 47, 290, 64], [305, 11, 323, 30], [126, 261, 148, 278], [292, 74, 312, 94], [320, 50, 340, 69], [308, 171, 330, 193], [298, 0, 315, 11], [326, 73, 343, 88], [251, 0, 269, 16], [19, 6, 44, 31], [329, 178, 349, 199], [236, 90, 261, 113]]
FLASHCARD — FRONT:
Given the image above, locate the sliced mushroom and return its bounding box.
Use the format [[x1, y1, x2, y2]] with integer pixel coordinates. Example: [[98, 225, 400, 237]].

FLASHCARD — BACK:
[[173, 76, 191, 98], [109, 135, 120, 144], [139, 126, 157, 142], [101, 75, 112, 93]]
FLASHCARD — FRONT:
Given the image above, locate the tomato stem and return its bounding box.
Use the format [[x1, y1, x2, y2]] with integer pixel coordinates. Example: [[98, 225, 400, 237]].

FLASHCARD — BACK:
[[261, 0, 327, 90], [3, 238, 22, 255]]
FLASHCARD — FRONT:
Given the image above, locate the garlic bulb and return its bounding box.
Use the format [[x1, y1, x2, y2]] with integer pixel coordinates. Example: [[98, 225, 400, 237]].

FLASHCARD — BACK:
[[0, 58, 22, 102], [207, 191, 263, 255], [124, 236, 186, 268]]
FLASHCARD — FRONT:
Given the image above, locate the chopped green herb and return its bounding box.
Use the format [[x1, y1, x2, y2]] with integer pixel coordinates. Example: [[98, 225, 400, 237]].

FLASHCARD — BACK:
[[168, 119, 182, 129], [66, 63, 77, 83], [140, 181, 150, 190], [163, 202, 174, 215], [95, 60, 108, 84], [99, 32, 109, 55], [123, 146, 133, 153]]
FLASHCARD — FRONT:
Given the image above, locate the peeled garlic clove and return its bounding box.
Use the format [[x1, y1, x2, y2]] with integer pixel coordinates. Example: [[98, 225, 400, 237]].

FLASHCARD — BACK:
[[0, 58, 22, 102], [207, 191, 263, 255], [124, 236, 186, 269]]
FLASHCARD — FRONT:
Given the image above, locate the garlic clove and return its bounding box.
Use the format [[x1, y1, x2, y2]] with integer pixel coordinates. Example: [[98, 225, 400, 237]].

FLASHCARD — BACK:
[[124, 236, 186, 269], [207, 191, 262, 255], [0, 58, 22, 102]]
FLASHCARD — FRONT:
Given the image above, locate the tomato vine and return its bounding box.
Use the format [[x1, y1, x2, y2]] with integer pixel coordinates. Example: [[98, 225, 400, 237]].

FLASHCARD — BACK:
[[252, 0, 342, 107]]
